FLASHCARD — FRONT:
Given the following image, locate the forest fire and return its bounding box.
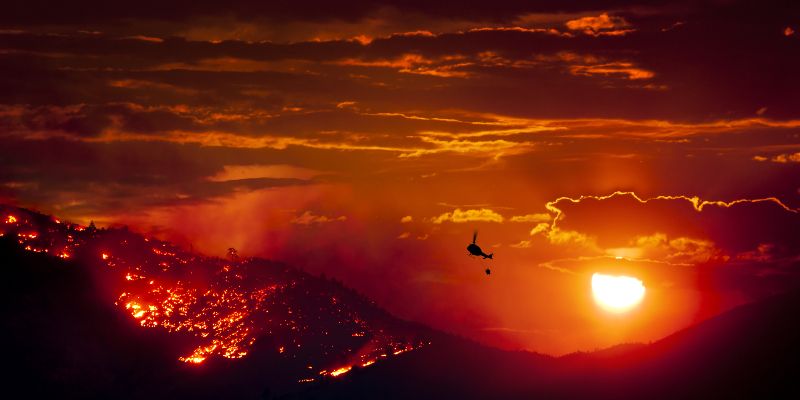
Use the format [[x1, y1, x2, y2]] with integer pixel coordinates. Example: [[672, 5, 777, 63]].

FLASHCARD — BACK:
[[328, 366, 352, 377], [0, 205, 426, 380]]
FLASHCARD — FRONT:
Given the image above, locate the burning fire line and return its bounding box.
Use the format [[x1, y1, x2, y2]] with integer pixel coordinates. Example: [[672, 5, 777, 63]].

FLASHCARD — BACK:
[[2, 208, 426, 379]]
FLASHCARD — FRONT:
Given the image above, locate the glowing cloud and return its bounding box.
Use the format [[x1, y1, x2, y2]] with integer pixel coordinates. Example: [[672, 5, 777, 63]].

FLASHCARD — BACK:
[[569, 62, 655, 80], [208, 165, 320, 181], [527, 191, 797, 261], [431, 208, 504, 224], [291, 211, 347, 225], [753, 152, 800, 163], [543, 192, 798, 235], [565, 13, 632, 36], [629, 233, 721, 264], [509, 213, 551, 223]]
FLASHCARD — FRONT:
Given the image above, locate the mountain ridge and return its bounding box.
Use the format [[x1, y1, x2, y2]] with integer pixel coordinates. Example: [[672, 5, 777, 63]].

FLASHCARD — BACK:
[[2, 204, 799, 399]]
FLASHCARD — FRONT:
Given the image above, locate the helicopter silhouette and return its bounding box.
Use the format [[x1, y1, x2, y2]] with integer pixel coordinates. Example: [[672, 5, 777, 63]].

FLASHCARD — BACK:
[[467, 231, 493, 275]]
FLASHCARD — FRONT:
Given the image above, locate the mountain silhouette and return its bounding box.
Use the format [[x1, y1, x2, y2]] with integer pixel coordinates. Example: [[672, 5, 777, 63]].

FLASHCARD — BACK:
[[0, 204, 428, 398], [293, 287, 800, 400], [2, 204, 799, 399]]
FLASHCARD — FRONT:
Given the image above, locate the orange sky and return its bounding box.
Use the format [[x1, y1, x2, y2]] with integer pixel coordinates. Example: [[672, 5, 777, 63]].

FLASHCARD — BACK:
[[1, 0, 799, 354]]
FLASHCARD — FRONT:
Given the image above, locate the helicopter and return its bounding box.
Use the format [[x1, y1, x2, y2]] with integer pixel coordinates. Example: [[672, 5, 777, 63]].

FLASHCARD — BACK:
[[467, 231, 493, 275]]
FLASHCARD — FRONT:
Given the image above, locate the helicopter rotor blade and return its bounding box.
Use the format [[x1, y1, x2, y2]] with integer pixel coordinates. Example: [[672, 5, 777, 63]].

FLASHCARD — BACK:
[[473, 230, 477, 244]]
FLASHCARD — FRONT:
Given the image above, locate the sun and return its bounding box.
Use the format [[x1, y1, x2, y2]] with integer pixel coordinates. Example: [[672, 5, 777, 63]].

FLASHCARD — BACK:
[[591, 273, 645, 313]]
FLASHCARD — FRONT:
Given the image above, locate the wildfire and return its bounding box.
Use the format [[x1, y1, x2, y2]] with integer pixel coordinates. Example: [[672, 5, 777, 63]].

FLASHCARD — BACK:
[[0, 205, 428, 380], [328, 366, 352, 377]]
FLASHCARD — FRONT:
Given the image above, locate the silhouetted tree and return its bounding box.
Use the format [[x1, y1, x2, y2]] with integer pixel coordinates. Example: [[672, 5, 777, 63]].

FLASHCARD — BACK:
[[227, 247, 239, 261]]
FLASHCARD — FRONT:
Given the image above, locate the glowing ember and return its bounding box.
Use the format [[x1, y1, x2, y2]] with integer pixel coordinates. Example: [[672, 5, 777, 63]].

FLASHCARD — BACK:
[[328, 366, 352, 377], [0, 205, 428, 379]]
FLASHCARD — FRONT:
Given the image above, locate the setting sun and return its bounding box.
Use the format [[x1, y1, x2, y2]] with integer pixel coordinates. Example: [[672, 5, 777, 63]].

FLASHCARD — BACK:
[[591, 273, 646, 313]]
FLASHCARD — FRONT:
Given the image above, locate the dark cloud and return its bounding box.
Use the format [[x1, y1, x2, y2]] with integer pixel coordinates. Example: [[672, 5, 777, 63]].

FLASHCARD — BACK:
[[546, 193, 800, 262], [2, 0, 799, 121], [2, 1, 688, 26], [0, 138, 323, 216]]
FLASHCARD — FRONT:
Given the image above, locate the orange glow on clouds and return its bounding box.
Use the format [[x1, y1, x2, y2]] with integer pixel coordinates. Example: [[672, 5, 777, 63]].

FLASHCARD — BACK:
[[2, 2, 800, 357]]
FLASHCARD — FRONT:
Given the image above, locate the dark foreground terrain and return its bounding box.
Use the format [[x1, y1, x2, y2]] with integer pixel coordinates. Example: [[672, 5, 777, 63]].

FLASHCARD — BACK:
[[298, 289, 800, 400], [2, 219, 799, 399]]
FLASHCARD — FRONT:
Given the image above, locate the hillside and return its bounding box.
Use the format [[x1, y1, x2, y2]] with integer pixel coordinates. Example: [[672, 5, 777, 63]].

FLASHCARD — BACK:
[[3, 204, 799, 399], [300, 289, 800, 399], [0, 205, 428, 398]]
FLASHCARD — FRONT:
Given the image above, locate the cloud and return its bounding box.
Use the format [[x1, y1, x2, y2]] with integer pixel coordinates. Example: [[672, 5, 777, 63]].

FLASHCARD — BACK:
[[0, 136, 315, 218], [334, 53, 472, 78], [530, 222, 550, 236], [431, 208, 504, 224], [532, 191, 800, 267], [400, 215, 413, 223], [532, 226, 597, 248], [753, 152, 800, 163], [510, 240, 532, 248], [207, 164, 321, 181], [528, 220, 599, 248], [627, 233, 722, 264], [290, 211, 347, 225], [568, 61, 654, 80], [564, 13, 632, 36], [509, 213, 551, 223]]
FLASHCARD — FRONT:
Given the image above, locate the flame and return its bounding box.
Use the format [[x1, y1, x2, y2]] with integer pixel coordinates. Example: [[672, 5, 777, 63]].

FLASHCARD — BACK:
[[1, 205, 427, 376], [328, 366, 352, 377]]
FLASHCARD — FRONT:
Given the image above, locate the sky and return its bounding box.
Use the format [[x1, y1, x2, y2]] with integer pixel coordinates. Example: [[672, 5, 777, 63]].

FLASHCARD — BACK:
[[1, 0, 799, 355]]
